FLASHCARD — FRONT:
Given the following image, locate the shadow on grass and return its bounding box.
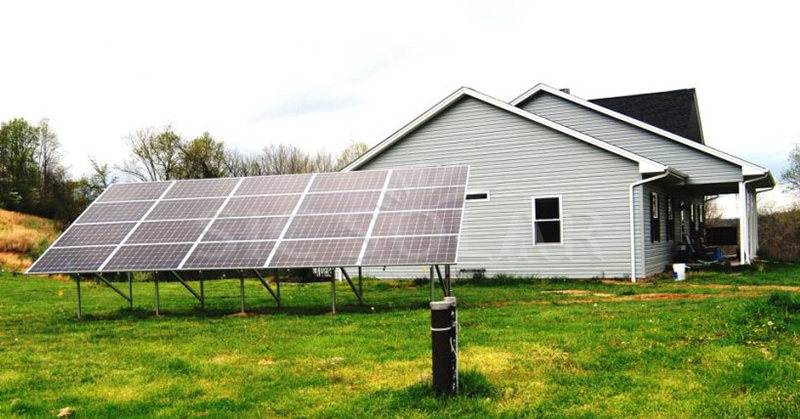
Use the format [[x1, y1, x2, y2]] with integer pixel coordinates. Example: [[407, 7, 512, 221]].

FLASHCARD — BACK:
[[338, 370, 498, 418], [72, 300, 437, 322]]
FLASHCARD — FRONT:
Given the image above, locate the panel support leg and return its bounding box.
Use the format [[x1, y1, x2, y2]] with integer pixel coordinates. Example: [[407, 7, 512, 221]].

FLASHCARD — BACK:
[[254, 270, 279, 306], [154, 278, 160, 316], [240, 277, 246, 314], [127, 272, 133, 309], [445, 265, 452, 297], [358, 267, 363, 304], [200, 280, 204, 310], [435, 265, 447, 296], [170, 271, 203, 305], [331, 275, 336, 314], [430, 265, 435, 302], [96, 274, 132, 304], [76, 276, 82, 319], [340, 267, 362, 304], [275, 269, 281, 308]]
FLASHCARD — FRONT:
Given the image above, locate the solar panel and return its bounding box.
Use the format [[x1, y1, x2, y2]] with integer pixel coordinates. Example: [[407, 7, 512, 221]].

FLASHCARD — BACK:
[[146, 198, 225, 220], [183, 241, 276, 269], [203, 217, 288, 241], [126, 220, 208, 244], [27, 166, 470, 274], [164, 178, 239, 199], [97, 182, 172, 202], [52, 223, 136, 247], [76, 201, 153, 223]]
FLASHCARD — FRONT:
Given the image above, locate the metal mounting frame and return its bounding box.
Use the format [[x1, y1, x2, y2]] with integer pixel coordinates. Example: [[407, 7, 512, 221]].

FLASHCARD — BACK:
[[170, 271, 204, 307], [253, 269, 280, 307], [340, 267, 363, 305]]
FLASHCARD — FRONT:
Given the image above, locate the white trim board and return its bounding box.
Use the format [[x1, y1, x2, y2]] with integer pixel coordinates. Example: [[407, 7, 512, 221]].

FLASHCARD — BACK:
[[510, 84, 771, 178], [342, 87, 672, 176]]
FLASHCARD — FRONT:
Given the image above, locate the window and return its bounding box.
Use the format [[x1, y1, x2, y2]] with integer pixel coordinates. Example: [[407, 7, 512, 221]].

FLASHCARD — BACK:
[[680, 201, 686, 240], [465, 191, 489, 201], [532, 196, 562, 244], [666, 197, 674, 242], [689, 203, 696, 236], [650, 192, 661, 243]]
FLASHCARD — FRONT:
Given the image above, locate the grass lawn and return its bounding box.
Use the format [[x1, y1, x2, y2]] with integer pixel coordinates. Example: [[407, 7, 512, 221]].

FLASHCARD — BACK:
[[1, 264, 799, 418]]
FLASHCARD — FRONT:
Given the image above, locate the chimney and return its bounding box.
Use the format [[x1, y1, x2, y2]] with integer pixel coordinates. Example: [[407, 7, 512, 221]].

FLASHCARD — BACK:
[[559, 88, 571, 94]]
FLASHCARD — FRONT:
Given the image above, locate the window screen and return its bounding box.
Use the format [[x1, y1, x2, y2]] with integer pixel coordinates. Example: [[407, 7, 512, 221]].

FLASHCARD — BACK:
[[666, 197, 675, 242], [533, 197, 561, 244], [650, 192, 661, 243]]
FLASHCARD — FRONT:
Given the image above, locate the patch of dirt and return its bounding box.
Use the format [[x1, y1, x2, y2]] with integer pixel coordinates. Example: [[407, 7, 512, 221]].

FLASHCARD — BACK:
[[600, 280, 800, 293], [472, 292, 763, 308], [540, 290, 591, 296]]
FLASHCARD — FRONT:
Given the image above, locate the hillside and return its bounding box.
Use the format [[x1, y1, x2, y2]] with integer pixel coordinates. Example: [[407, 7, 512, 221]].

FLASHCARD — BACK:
[[0, 208, 59, 273]]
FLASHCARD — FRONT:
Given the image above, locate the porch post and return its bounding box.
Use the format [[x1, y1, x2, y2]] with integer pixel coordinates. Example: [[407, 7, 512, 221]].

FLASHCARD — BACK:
[[738, 181, 749, 264]]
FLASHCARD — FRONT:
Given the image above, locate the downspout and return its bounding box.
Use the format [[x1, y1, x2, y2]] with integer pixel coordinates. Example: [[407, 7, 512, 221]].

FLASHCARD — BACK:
[[629, 170, 671, 282], [739, 173, 770, 264]]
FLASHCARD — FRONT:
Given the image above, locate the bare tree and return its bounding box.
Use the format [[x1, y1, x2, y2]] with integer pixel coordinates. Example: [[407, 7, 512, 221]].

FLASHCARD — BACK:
[[703, 196, 723, 226], [116, 126, 183, 181], [783, 143, 800, 194], [335, 141, 369, 170], [311, 149, 336, 172], [261, 144, 312, 174], [35, 118, 62, 186]]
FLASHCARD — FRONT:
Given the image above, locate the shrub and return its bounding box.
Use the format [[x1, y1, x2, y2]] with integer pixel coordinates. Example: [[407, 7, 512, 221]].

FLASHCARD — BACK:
[[758, 207, 800, 261]]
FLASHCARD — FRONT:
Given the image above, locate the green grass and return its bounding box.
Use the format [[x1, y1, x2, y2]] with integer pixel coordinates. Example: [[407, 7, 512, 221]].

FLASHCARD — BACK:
[[1, 265, 799, 418]]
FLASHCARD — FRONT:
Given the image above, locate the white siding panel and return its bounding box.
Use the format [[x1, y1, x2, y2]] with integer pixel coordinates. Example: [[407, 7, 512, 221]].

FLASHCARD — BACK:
[[358, 97, 641, 279], [520, 93, 743, 185]]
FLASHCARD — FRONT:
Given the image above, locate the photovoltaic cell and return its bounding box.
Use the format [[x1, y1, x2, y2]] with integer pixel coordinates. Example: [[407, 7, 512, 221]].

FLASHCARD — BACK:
[[284, 213, 372, 239], [362, 235, 458, 265], [310, 171, 387, 192], [126, 220, 209, 244], [270, 238, 363, 267], [28, 246, 116, 273], [76, 201, 154, 223], [183, 241, 275, 269], [236, 174, 312, 196], [220, 196, 300, 218], [146, 198, 224, 220], [298, 191, 380, 215], [372, 210, 462, 236], [104, 244, 193, 271], [380, 187, 465, 211], [164, 178, 239, 199], [97, 182, 172, 202], [53, 223, 136, 247], [388, 166, 468, 189], [203, 217, 289, 241]]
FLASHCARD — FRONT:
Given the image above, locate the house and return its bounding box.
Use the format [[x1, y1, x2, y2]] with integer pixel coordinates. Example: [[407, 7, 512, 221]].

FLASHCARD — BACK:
[[343, 84, 775, 280]]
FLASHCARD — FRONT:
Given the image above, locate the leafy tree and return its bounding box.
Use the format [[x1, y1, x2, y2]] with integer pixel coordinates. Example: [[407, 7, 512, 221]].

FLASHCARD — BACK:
[[178, 132, 227, 178], [783, 143, 800, 194], [0, 118, 41, 210]]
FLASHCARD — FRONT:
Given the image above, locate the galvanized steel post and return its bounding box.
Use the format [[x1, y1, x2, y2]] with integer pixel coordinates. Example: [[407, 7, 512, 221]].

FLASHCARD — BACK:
[[76, 276, 82, 319]]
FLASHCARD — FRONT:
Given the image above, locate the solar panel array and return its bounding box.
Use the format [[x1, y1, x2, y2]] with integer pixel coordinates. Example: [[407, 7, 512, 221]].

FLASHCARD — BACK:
[[27, 166, 469, 274]]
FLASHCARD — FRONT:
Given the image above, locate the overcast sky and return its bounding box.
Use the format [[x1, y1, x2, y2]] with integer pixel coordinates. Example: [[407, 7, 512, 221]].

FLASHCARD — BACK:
[[1, 1, 798, 212]]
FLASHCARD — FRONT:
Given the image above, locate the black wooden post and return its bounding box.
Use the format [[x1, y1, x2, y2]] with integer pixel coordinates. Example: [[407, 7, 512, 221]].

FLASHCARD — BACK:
[[430, 296, 458, 396]]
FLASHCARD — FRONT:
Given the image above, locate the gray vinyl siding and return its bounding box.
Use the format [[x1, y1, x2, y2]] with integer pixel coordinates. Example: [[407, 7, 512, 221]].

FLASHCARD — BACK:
[[357, 96, 642, 279], [519, 93, 743, 185]]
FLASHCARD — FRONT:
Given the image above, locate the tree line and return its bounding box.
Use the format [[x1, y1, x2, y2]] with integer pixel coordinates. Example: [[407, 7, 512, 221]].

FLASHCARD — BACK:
[[0, 118, 368, 225]]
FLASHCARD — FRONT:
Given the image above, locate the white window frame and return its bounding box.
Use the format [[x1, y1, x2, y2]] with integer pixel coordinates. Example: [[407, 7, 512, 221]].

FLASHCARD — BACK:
[[465, 190, 490, 201], [531, 195, 563, 246]]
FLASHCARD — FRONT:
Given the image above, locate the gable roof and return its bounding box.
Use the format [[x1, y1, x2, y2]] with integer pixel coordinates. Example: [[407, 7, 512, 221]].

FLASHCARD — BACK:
[[510, 84, 771, 178], [343, 87, 673, 175], [590, 88, 705, 144]]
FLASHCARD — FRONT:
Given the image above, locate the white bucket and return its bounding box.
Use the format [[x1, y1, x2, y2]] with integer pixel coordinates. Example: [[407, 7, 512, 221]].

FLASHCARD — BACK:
[[673, 263, 687, 281]]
